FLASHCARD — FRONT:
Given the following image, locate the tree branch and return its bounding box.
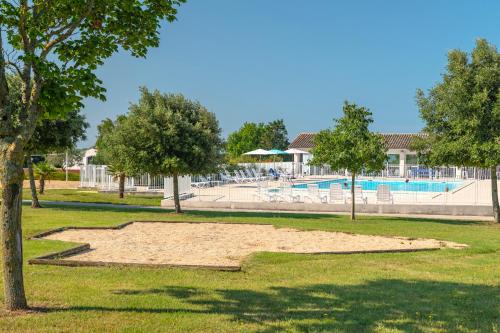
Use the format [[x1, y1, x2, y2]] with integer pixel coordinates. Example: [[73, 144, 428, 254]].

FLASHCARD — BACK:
[[0, 31, 13, 137], [19, 0, 31, 52], [5, 61, 22, 77], [40, 1, 95, 59]]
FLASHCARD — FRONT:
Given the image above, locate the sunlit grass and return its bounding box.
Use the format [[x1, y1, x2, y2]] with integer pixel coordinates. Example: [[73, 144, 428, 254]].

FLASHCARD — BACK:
[[0, 205, 498, 332]]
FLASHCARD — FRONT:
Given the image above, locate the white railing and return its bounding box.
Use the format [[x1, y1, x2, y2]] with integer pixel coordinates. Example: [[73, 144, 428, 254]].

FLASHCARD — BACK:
[[237, 162, 499, 181], [80, 165, 191, 197]]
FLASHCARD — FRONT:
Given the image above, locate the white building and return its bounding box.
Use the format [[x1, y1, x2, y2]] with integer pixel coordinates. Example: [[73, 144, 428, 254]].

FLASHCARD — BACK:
[[288, 132, 433, 178]]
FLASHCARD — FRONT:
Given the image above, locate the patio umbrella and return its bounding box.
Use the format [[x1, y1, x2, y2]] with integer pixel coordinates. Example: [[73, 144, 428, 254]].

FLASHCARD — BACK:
[[268, 149, 288, 155], [243, 149, 272, 155], [242, 148, 271, 166], [267, 149, 289, 172]]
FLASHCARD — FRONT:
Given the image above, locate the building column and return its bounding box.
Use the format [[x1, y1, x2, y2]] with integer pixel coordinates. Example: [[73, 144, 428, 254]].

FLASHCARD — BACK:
[[293, 153, 301, 177], [399, 151, 406, 178]]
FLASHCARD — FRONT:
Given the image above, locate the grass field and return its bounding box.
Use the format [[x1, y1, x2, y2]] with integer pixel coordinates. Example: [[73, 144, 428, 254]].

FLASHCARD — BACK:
[[23, 189, 163, 206], [0, 204, 499, 332]]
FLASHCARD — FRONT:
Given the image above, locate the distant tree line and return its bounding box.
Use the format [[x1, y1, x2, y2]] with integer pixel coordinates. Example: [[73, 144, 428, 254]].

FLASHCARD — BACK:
[[226, 119, 289, 160]]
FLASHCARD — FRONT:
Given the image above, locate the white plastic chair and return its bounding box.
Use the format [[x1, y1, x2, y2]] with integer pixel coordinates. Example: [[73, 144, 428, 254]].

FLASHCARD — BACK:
[[347, 185, 368, 204], [376, 184, 393, 204], [329, 183, 345, 203], [303, 184, 327, 203], [278, 185, 301, 203]]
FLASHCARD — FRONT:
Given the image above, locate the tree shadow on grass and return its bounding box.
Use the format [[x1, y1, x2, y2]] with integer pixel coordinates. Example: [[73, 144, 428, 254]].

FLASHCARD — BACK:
[[24, 200, 489, 226], [73, 279, 499, 332], [28, 203, 341, 221]]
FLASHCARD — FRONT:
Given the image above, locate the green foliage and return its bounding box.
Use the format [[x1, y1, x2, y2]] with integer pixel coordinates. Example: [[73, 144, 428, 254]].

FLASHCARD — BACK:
[[226, 119, 290, 159], [0, 0, 185, 127], [94, 116, 133, 177], [33, 161, 56, 180], [311, 101, 387, 174], [414, 39, 500, 168], [24, 169, 80, 181], [5, 73, 89, 157], [261, 119, 290, 151], [226, 122, 266, 158], [123, 88, 224, 177], [28, 109, 89, 154]]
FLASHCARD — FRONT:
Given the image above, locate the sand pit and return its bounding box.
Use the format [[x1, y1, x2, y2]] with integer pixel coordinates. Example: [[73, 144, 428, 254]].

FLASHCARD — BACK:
[[35, 222, 467, 269]]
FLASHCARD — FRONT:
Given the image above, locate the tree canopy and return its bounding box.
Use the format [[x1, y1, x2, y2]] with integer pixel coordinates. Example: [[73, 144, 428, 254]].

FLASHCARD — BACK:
[[226, 119, 289, 159], [94, 115, 133, 198], [27, 109, 89, 154], [311, 101, 387, 220], [261, 119, 289, 151], [414, 38, 500, 222], [0, 0, 185, 310], [123, 88, 223, 212]]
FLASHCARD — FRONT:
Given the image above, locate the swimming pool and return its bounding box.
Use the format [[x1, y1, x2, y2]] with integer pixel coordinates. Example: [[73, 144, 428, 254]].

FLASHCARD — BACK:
[[292, 178, 463, 192]]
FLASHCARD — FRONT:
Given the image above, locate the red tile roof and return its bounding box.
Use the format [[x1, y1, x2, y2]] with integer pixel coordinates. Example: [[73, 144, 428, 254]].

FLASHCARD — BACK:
[[289, 132, 424, 150]]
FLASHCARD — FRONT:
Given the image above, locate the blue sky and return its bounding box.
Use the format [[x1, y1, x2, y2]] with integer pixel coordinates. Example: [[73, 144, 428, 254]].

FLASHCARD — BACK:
[[80, 0, 500, 147]]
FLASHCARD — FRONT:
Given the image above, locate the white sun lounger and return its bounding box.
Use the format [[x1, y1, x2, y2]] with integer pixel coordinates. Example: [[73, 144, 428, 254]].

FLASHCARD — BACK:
[[303, 184, 328, 203], [376, 184, 393, 204], [253, 182, 278, 202], [191, 176, 211, 188], [278, 185, 301, 203], [347, 185, 368, 204], [329, 183, 346, 203]]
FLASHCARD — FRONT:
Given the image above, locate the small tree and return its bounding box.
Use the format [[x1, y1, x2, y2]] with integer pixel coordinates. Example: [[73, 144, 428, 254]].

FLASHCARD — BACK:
[[415, 39, 500, 223], [26, 109, 88, 207], [311, 102, 387, 220], [94, 117, 133, 199], [125, 88, 223, 213], [33, 162, 56, 194]]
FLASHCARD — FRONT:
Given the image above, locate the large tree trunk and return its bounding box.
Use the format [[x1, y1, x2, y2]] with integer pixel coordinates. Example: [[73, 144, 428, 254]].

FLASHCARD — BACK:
[[491, 166, 499, 223], [0, 143, 28, 311], [118, 174, 125, 199], [351, 172, 356, 220], [26, 156, 41, 208], [173, 173, 182, 214]]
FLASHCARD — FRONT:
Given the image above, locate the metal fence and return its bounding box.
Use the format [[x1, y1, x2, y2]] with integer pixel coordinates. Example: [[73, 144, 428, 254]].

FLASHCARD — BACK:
[[81, 164, 498, 206], [80, 165, 191, 197], [238, 162, 499, 181], [185, 164, 499, 206]]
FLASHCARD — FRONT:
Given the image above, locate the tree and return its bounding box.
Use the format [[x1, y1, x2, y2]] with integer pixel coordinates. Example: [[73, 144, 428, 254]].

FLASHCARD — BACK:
[[415, 39, 500, 223], [310, 102, 387, 220], [261, 119, 289, 150], [226, 120, 290, 159], [33, 162, 56, 194], [94, 116, 133, 199], [26, 109, 89, 207], [124, 88, 223, 213], [6, 74, 88, 207], [0, 0, 184, 310], [226, 122, 265, 159]]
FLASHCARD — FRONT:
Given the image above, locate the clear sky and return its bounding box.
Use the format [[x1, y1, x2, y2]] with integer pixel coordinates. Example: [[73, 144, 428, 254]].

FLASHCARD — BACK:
[[80, 0, 500, 147]]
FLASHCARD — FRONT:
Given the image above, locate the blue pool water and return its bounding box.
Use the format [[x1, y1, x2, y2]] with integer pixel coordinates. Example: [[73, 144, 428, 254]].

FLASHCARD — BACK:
[[293, 178, 462, 192]]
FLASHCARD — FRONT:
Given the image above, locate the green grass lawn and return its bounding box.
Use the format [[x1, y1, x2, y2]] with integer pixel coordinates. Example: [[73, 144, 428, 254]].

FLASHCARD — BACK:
[[24, 189, 163, 206], [0, 204, 499, 332]]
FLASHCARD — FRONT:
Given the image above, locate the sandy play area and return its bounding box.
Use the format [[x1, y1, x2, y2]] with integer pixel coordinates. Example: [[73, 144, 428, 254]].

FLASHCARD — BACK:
[[41, 222, 466, 268]]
